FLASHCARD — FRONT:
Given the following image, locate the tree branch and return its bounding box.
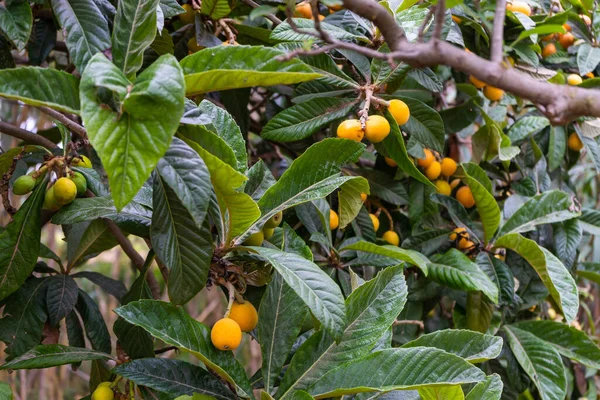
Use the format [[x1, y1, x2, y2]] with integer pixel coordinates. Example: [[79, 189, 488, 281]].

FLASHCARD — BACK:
[[239, 0, 282, 25], [38, 107, 87, 139], [491, 0, 507, 62], [433, 0, 445, 40], [0, 121, 58, 149]]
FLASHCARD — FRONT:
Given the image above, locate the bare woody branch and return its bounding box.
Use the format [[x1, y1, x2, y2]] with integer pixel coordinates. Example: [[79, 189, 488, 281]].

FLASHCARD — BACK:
[[0, 121, 58, 149], [38, 106, 87, 139], [433, 0, 445, 40], [491, 0, 507, 62]]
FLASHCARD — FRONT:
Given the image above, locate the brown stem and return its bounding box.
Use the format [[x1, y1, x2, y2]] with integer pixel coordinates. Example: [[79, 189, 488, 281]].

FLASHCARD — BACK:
[[491, 0, 507, 63], [433, 0, 445, 40], [239, 0, 282, 25], [223, 281, 236, 317], [393, 319, 425, 329], [0, 121, 58, 149], [38, 107, 87, 139]]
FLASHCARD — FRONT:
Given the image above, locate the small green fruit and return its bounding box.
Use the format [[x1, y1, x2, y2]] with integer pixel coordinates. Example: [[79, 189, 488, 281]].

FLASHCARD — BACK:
[[243, 231, 264, 246], [53, 177, 77, 205], [264, 211, 283, 229], [263, 228, 275, 240], [72, 172, 87, 196], [72, 155, 92, 168], [12, 175, 36, 195], [43, 187, 60, 211]]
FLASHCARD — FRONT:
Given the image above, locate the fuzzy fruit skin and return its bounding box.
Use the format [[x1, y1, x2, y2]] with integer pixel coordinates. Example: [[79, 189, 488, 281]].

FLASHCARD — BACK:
[[72, 155, 92, 168], [456, 186, 475, 208], [384, 157, 397, 167], [440, 158, 457, 177], [382, 230, 400, 246], [507, 1, 531, 16], [567, 74, 582, 86], [211, 318, 242, 350], [337, 119, 364, 142], [568, 132, 584, 151], [425, 161, 442, 180], [483, 86, 504, 101], [180, 4, 195, 24], [72, 172, 87, 196], [369, 213, 380, 232], [13, 175, 36, 195], [449, 227, 467, 241], [458, 238, 474, 250], [53, 177, 77, 205], [244, 231, 264, 246], [435, 180, 451, 196], [416, 149, 435, 168], [364, 115, 391, 143], [388, 99, 410, 125], [263, 228, 275, 240], [228, 301, 259, 332], [295, 2, 313, 18], [469, 75, 486, 89], [265, 211, 283, 229], [542, 43, 557, 58], [91, 385, 114, 400], [329, 210, 339, 230], [43, 186, 60, 211], [559, 32, 575, 49]]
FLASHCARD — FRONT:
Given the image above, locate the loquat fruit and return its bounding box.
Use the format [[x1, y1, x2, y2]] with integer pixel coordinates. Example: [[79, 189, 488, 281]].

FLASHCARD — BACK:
[[456, 186, 475, 208], [567, 74, 582, 85], [416, 149, 435, 168], [13, 175, 36, 195], [440, 157, 457, 177], [507, 1, 531, 16], [469, 75, 486, 89], [568, 132, 584, 151], [382, 230, 400, 246], [360, 193, 367, 202], [211, 318, 242, 350], [435, 180, 452, 196], [53, 177, 77, 205], [559, 32, 575, 49], [369, 213, 380, 232], [542, 43, 557, 58], [425, 161, 442, 180], [180, 4, 196, 25], [364, 115, 391, 143], [483, 86, 504, 101], [91, 385, 114, 400], [384, 157, 397, 167], [244, 231, 264, 246], [337, 119, 364, 142], [228, 301, 259, 332], [263, 228, 275, 240], [449, 227, 467, 241], [71, 172, 87, 196], [295, 2, 313, 18], [388, 99, 410, 125], [265, 211, 283, 229], [330, 210, 339, 230]]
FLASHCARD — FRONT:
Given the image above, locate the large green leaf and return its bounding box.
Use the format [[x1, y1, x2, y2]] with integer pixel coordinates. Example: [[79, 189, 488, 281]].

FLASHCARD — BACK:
[[429, 249, 498, 303], [46, 275, 79, 327], [246, 247, 345, 341], [183, 138, 259, 244], [67, 220, 119, 268], [0, 176, 47, 301], [578, 207, 600, 235], [476, 252, 514, 306], [356, 168, 409, 206], [181, 46, 321, 95], [402, 329, 502, 363], [457, 164, 500, 244], [392, 96, 445, 153], [503, 325, 567, 400], [507, 116, 550, 143], [261, 98, 359, 142], [512, 320, 600, 369], [178, 125, 238, 170], [577, 43, 600, 75], [80, 53, 185, 211], [244, 160, 276, 202], [0, 68, 79, 113], [340, 241, 429, 274], [495, 233, 578, 323], [419, 386, 464, 400], [113, 358, 235, 399], [0, 1, 32, 50], [497, 190, 579, 237], [307, 347, 485, 398], [271, 18, 366, 42], [465, 374, 503, 400], [577, 262, 600, 284], [235, 138, 365, 244], [258, 272, 307, 393], [277, 266, 407, 398], [0, 345, 113, 370], [338, 178, 370, 229], [76, 290, 111, 354], [201, 0, 230, 19], [112, 0, 159, 78], [51, 0, 111, 73], [114, 300, 253, 398], [466, 291, 493, 333]]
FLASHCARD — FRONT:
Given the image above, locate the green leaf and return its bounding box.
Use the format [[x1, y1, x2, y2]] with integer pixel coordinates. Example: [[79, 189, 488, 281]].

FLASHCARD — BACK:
[[547, 126, 566, 171], [497, 190, 579, 237], [0, 1, 32, 50], [114, 300, 253, 398], [356, 168, 409, 205], [67, 220, 119, 268], [393, 96, 445, 153], [507, 116, 550, 143], [457, 164, 500, 244], [402, 329, 502, 363], [46, 275, 79, 326], [0, 345, 113, 370], [277, 265, 407, 397], [71, 271, 126, 301], [237, 138, 365, 244], [340, 241, 429, 274], [577, 43, 600, 75], [261, 98, 359, 142], [512, 320, 600, 369], [577, 262, 600, 284], [151, 173, 213, 305], [112, 0, 159, 78], [181, 46, 321, 95], [0, 382, 12, 399], [475, 252, 514, 306], [271, 19, 367, 42], [376, 110, 435, 188], [511, 24, 565, 46], [495, 233, 579, 323], [258, 272, 307, 393], [429, 249, 498, 303], [113, 358, 236, 399], [80, 53, 185, 211], [466, 291, 493, 333], [0, 175, 47, 301], [503, 325, 567, 400], [0, 278, 48, 360], [244, 160, 276, 202], [76, 290, 111, 354], [160, 0, 185, 18], [578, 207, 600, 235], [307, 347, 485, 398], [465, 374, 503, 400], [419, 386, 464, 400], [201, 0, 230, 19], [183, 138, 259, 244], [178, 125, 238, 170], [245, 246, 346, 341], [338, 178, 369, 229], [51, 0, 111, 73]]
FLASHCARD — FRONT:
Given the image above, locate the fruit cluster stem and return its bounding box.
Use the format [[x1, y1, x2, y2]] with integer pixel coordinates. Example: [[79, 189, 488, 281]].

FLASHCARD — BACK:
[[223, 281, 237, 318]]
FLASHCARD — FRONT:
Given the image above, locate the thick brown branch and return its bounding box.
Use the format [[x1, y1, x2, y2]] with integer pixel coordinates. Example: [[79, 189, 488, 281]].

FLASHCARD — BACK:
[[342, 0, 405, 50], [434, 1, 445, 40], [0, 121, 58, 149], [38, 107, 87, 139], [491, 0, 507, 62]]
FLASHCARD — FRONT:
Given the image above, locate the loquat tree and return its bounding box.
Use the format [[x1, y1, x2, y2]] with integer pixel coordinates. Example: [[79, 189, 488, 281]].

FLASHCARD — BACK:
[[0, 0, 599, 399]]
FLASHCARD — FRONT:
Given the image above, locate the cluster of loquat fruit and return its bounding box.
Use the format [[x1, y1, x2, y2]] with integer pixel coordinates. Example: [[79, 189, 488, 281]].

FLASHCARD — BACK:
[[91, 382, 115, 400], [12, 155, 91, 211], [211, 300, 258, 351], [242, 211, 283, 246]]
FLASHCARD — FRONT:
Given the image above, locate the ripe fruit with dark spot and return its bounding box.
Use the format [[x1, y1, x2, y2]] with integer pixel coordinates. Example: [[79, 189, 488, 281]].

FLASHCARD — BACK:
[[211, 318, 242, 350]]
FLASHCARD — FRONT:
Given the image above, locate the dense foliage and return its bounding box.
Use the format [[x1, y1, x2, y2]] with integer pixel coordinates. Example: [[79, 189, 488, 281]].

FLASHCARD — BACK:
[[0, 0, 600, 399]]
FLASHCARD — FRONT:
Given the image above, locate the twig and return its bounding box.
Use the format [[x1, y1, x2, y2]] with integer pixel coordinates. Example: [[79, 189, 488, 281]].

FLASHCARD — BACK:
[[38, 107, 87, 139], [417, 8, 434, 42], [358, 86, 374, 128], [393, 319, 425, 329], [239, 0, 282, 25], [223, 281, 236, 317], [154, 346, 178, 355], [0, 121, 58, 149], [491, 0, 507, 62], [218, 20, 236, 44], [433, 0, 445, 40]]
